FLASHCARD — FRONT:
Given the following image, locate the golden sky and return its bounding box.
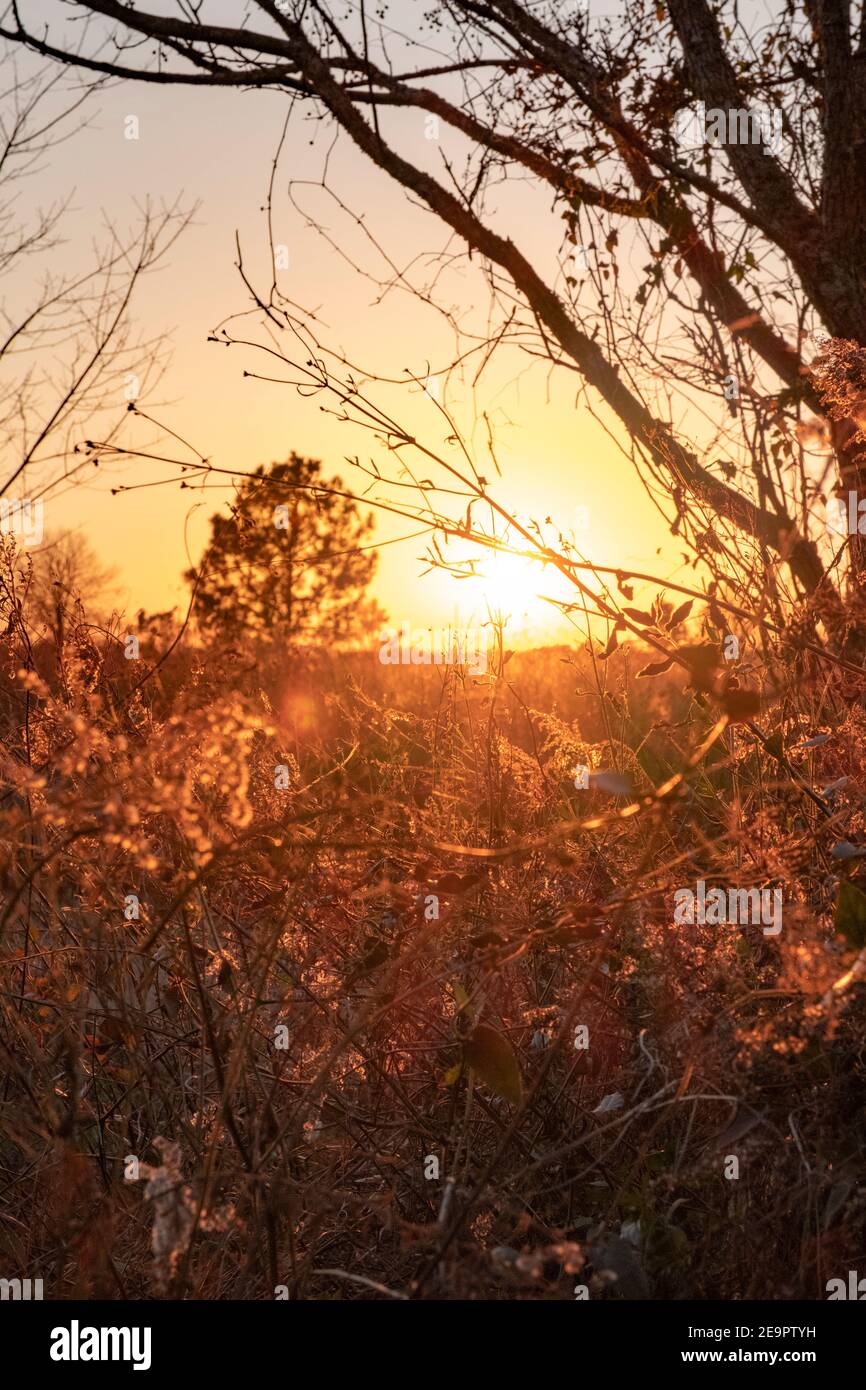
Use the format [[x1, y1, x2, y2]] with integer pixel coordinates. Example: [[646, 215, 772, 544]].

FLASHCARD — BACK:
[[18, 5, 674, 645]]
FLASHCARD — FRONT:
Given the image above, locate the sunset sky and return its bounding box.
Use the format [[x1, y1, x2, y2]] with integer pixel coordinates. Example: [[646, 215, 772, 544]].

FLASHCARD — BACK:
[[17, 0, 674, 645]]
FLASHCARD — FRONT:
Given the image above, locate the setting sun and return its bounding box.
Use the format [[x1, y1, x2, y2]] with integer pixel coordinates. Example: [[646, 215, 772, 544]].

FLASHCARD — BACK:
[[425, 542, 602, 648], [6, 0, 859, 1331], [468, 548, 558, 621]]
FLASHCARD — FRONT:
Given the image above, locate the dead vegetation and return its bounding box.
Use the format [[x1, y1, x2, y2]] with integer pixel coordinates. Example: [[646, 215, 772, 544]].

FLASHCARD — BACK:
[[2, 555, 865, 1301]]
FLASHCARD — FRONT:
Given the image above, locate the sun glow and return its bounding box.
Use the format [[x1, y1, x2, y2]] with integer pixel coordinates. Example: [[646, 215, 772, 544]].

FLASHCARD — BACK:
[[453, 547, 578, 645]]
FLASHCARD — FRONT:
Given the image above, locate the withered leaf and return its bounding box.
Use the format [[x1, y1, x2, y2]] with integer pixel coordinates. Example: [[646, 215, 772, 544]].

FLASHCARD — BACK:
[[464, 1023, 523, 1106]]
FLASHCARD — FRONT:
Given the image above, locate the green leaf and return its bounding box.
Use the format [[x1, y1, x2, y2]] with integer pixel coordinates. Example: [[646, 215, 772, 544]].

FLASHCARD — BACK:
[[834, 880, 866, 949], [464, 1023, 523, 1106]]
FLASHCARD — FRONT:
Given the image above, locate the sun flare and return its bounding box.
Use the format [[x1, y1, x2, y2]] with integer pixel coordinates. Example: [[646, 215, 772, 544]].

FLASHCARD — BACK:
[[453, 548, 575, 643]]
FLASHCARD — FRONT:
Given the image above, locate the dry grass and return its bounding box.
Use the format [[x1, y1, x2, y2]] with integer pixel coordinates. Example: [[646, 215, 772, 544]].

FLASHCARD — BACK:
[[1, 553, 865, 1301]]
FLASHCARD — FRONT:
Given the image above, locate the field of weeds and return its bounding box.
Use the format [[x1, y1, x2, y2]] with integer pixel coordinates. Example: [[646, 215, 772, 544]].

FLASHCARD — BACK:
[[2, 563, 865, 1301]]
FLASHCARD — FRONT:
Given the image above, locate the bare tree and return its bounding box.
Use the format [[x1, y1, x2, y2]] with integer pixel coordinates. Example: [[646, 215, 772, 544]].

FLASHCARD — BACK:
[[0, 37, 192, 516], [25, 527, 118, 630], [9, 1, 866, 625]]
